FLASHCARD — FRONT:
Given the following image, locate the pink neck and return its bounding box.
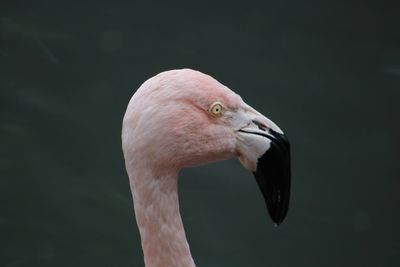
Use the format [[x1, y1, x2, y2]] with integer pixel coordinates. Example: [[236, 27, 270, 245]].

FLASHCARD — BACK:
[[129, 168, 196, 267]]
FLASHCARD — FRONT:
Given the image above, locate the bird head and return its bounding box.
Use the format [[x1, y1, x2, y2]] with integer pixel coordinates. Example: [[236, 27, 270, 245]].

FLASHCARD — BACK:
[[122, 69, 290, 225]]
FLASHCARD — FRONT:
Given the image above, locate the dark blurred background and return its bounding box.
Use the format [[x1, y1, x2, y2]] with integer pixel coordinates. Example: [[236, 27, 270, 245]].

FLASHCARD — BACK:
[[1, 0, 399, 266]]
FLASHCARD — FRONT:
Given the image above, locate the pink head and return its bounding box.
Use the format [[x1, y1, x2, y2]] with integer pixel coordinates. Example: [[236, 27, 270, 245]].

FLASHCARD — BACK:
[[122, 68, 291, 224]]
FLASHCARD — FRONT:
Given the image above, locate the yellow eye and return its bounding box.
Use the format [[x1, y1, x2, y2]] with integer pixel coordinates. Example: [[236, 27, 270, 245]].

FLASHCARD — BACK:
[[210, 102, 223, 116]]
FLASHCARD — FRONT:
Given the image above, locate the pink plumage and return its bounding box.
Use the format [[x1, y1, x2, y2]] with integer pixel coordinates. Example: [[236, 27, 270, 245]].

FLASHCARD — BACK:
[[122, 69, 291, 267]]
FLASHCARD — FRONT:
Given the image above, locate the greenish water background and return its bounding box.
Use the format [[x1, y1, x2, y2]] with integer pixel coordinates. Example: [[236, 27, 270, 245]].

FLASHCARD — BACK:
[[1, 1, 399, 266]]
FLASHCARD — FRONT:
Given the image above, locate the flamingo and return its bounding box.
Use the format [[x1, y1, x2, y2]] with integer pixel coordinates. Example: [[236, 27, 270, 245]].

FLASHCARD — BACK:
[[122, 69, 291, 267]]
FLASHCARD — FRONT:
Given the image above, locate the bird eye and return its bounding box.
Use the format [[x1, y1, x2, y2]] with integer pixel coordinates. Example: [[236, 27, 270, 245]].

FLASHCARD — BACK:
[[210, 102, 223, 116]]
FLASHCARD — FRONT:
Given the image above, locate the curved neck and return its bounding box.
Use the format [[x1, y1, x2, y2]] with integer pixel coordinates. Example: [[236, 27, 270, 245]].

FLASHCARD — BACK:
[[128, 168, 195, 267]]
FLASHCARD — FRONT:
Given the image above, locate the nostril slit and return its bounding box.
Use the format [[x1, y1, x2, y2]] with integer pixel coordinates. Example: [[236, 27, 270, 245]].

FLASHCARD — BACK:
[[252, 120, 268, 131]]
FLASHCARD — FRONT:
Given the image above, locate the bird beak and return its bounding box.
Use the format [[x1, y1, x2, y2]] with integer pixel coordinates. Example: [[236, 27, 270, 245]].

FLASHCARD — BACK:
[[235, 103, 291, 225]]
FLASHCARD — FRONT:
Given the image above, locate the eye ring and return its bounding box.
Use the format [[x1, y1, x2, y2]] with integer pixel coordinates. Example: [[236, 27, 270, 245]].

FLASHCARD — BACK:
[[210, 102, 223, 116]]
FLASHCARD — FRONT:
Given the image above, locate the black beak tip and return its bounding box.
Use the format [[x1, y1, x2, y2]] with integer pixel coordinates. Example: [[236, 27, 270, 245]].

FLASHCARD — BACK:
[[253, 129, 291, 225]]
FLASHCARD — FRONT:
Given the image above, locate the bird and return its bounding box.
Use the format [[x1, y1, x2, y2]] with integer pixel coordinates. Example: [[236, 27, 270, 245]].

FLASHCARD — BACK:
[[122, 69, 291, 267]]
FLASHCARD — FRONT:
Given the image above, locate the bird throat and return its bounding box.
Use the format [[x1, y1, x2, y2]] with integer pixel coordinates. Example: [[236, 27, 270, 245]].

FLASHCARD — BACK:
[[129, 169, 196, 267]]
